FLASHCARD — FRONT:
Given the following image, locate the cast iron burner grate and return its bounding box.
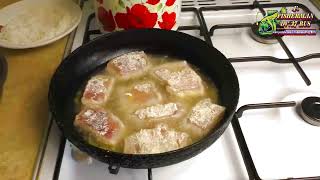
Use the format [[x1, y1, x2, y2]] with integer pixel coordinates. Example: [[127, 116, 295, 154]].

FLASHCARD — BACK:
[[53, 0, 320, 180]]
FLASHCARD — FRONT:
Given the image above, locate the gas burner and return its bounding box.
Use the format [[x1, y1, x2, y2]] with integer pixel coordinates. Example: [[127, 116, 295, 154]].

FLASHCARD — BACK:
[[300, 97, 320, 126], [249, 23, 278, 44]]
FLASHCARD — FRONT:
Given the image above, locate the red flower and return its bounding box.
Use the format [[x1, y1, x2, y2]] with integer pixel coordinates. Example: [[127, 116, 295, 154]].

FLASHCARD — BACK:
[[158, 12, 176, 30], [146, 0, 160, 5], [115, 13, 130, 30], [115, 4, 157, 29], [127, 4, 157, 28], [96, 0, 103, 4], [98, 7, 116, 31], [166, 0, 176, 6]]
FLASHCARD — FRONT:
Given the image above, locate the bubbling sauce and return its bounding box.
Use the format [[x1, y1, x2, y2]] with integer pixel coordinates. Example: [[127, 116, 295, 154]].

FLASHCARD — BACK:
[[75, 54, 222, 153]]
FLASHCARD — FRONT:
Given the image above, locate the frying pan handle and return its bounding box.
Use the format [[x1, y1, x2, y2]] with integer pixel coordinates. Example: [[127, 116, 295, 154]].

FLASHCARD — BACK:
[[108, 164, 120, 174], [148, 168, 152, 180], [0, 54, 8, 101], [107, 166, 152, 180]]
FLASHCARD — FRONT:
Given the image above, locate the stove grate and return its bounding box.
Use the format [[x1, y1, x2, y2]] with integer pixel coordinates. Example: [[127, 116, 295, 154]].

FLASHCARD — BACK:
[[233, 101, 320, 180], [83, 2, 320, 86], [53, 1, 320, 180]]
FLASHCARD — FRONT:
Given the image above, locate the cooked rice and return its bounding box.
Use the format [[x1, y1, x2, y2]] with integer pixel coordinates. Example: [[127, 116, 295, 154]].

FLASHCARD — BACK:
[[0, 5, 74, 44]]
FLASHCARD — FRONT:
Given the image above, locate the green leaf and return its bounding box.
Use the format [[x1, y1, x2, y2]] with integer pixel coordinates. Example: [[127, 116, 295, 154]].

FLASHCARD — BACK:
[[267, 10, 277, 16], [157, 3, 163, 12], [280, 7, 287, 14], [119, 0, 125, 9]]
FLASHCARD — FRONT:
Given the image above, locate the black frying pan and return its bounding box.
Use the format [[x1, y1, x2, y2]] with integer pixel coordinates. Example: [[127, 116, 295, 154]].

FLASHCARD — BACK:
[[49, 29, 240, 169]]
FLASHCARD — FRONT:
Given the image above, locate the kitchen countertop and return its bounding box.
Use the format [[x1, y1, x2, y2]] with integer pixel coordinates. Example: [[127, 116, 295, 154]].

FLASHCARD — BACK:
[[0, 1, 69, 179]]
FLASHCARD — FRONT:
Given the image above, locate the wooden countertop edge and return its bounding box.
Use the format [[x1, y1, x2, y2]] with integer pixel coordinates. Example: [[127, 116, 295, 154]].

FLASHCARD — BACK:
[[31, 25, 78, 180]]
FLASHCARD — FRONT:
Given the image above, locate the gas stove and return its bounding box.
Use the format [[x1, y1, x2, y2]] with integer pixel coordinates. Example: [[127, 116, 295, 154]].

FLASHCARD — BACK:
[[36, 0, 320, 179]]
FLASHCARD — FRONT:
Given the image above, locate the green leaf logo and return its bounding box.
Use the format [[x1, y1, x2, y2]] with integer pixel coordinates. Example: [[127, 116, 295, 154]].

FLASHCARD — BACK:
[[267, 10, 278, 16], [280, 7, 287, 14]]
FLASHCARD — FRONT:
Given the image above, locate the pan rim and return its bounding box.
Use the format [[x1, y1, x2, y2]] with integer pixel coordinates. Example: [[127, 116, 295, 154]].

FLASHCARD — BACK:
[[49, 28, 240, 167]]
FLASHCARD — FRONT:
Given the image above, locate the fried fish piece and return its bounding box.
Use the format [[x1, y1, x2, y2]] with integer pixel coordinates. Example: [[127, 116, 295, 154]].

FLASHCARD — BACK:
[[127, 81, 163, 105], [165, 68, 204, 97], [106, 51, 149, 80], [134, 102, 184, 121], [152, 61, 189, 82], [124, 124, 191, 154], [74, 108, 125, 146], [116, 81, 164, 118], [152, 61, 204, 97], [81, 75, 114, 108], [185, 98, 225, 135]]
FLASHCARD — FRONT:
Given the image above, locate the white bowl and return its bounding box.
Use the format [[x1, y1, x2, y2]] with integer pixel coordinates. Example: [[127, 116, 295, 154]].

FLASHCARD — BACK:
[[0, 0, 82, 49]]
